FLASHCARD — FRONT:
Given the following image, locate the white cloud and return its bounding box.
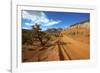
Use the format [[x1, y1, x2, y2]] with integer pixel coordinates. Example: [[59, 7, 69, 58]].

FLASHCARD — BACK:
[[41, 27, 48, 31], [25, 22, 34, 26], [44, 20, 61, 26], [22, 10, 61, 27], [22, 26, 32, 30]]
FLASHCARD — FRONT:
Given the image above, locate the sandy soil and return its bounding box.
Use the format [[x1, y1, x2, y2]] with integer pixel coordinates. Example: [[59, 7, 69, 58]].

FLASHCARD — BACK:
[[22, 23, 90, 62]]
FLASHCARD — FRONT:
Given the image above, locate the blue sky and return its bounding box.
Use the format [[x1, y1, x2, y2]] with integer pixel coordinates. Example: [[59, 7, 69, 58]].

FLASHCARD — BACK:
[[22, 10, 90, 30]]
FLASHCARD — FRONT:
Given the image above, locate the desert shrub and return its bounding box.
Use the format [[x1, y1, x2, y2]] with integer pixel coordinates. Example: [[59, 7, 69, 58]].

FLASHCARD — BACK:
[[31, 24, 51, 46], [66, 31, 84, 36], [67, 32, 76, 36], [22, 29, 33, 45]]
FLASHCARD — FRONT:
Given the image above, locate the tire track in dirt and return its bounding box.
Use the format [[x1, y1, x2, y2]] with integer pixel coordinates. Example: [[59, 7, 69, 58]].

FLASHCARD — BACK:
[[56, 39, 72, 60], [61, 34, 90, 59]]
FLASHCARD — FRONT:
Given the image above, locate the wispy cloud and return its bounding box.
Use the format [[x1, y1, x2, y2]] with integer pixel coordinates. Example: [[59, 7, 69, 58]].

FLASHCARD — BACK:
[[43, 20, 61, 26], [22, 10, 61, 29], [22, 26, 32, 30]]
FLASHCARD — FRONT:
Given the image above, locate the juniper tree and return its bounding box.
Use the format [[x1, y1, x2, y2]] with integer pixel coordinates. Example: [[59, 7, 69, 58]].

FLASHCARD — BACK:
[[31, 24, 45, 46]]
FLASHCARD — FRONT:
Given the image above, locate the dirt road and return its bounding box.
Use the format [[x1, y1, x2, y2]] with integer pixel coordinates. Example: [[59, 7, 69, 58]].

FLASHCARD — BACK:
[[38, 33, 90, 61], [60, 34, 90, 60]]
